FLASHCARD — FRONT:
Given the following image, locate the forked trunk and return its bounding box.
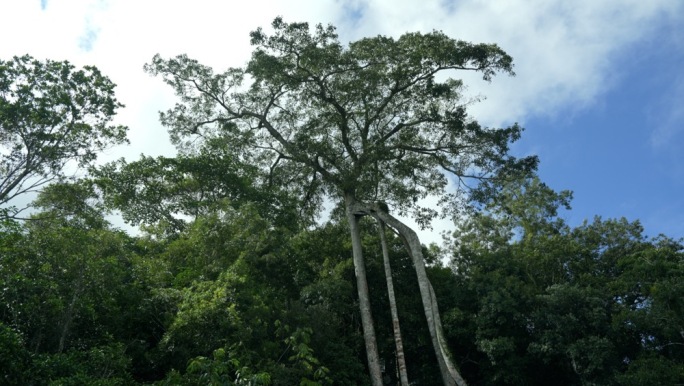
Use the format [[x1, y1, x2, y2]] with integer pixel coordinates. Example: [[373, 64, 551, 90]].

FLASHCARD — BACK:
[[369, 203, 467, 386], [344, 193, 383, 386], [377, 219, 410, 386]]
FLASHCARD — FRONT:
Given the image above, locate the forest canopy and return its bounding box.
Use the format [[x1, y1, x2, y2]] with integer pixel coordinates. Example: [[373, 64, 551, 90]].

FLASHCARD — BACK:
[[1, 19, 682, 386]]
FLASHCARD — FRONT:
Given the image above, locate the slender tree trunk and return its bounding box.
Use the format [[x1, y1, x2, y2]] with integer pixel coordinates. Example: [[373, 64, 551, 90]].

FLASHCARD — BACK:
[[32, 332, 43, 354], [58, 260, 86, 354], [377, 219, 410, 386], [58, 286, 80, 353], [368, 203, 467, 386], [344, 193, 383, 386]]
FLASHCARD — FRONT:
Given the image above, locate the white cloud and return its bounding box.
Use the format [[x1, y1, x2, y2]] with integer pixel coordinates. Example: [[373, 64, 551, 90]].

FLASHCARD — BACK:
[[5, 0, 679, 145], [344, 1, 677, 124]]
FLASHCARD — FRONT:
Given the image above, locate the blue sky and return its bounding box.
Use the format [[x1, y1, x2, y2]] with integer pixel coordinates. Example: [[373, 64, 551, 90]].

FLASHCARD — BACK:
[[1, 0, 682, 243], [518, 23, 684, 238]]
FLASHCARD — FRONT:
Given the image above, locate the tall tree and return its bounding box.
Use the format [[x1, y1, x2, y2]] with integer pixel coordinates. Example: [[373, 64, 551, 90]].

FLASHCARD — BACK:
[[0, 55, 128, 217], [146, 18, 535, 385], [376, 219, 409, 385]]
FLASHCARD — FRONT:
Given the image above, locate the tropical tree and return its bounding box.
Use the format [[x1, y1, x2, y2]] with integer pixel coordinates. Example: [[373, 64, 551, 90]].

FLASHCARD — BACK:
[[0, 182, 152, 384], [449, 175, 684, 385], [93, 140, 301, 234], [377, 219, 409, 385], [145, 18, 536, 385], [0, 55, 128, 217]]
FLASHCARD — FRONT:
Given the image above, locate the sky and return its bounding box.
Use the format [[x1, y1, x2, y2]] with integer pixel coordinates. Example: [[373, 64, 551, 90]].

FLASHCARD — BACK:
[[1, 0, 683, 244]]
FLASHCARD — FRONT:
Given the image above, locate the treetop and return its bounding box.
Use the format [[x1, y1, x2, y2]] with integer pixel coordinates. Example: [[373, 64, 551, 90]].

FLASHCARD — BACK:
[[146, 18, 535, 224]]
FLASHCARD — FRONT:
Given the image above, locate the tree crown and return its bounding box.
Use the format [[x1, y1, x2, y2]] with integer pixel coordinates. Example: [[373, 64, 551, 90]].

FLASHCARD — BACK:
[[0, 55, 128, 216], [146, 18, 536, 224]]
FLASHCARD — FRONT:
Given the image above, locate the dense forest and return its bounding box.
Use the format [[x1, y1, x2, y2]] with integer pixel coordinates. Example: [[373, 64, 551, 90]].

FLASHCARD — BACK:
[[1, 19, 683, 385]]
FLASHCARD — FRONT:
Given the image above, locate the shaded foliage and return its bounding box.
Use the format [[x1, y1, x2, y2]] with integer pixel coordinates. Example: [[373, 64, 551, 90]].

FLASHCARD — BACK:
[[448, 176, 684, 385], [1, 174, 682, 385], [0, 55, 127, 217]]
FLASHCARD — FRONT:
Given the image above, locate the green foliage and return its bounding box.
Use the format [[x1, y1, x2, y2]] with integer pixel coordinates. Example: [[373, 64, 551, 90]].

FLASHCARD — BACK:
[[449, 177, 684, 385], [33, 343, 133, 385], [94, 150, 301, 233], [277, 324, 332, 386], [0, 182, 167, 383], [0, 55, 127, 215], [616, 354, 684, 385], [145, 17, 536, 225], [134, 210, 365, 384], [2, 170, 681, 385], [166, 347, 271, 386], [0, 322, 31, 385]]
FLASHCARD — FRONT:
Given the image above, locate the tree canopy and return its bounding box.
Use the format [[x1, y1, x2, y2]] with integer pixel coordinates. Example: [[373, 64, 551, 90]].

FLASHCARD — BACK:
[[0, 19, 682, 386], [0, 55, 127, 217], [145, 17, 536, 222]]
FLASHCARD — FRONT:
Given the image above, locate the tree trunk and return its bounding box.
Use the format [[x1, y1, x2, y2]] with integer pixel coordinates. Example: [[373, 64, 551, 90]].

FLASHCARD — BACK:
[[344, 193, 383, 386], [58, 286, 80, 353], [368, 203, 467, 386], [377, 219, 410, 386]]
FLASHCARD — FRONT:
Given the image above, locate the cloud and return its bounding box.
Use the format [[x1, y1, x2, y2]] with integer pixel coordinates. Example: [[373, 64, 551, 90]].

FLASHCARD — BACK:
[[5, 0, 680, 135], [335, 0, 682, 127], [78, 26, 98, 51], [77, 0, 109, 52]]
